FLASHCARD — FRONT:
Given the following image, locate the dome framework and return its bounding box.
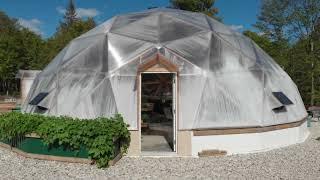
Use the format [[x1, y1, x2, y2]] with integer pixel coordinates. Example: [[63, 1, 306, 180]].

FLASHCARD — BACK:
[[23, 8, 308, 156]]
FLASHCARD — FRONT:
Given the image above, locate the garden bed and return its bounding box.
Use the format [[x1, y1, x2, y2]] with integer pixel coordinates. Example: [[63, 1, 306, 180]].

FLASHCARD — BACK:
[[0, 135, 122, 165], [5, 136, 89, 158], [0, 112, 130, 168]]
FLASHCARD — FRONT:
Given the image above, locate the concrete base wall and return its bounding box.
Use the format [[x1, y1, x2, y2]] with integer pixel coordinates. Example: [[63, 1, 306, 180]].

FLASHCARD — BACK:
[[127, 130, 193, 156], [127, 131, 140, 156], [21, 78, 35, 103], [127, 122, 309, 157], [177, 131, 192, 156], [191, 121, 309, 156]]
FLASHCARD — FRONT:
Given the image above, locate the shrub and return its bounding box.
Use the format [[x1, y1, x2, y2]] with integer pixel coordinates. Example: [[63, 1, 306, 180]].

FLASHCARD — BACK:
[[0, 112, 130, 168]]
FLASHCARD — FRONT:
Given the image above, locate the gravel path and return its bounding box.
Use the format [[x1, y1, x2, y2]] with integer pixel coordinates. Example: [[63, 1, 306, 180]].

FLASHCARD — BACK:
[[1, 122, 320, 180]]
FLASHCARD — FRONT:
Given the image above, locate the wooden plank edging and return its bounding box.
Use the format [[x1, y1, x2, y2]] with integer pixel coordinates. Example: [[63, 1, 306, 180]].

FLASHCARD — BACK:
[[109, 152, 122, 166], [193, 117, 307, 136], [0, 142, 92, 164], [25, 133, 41, 138]]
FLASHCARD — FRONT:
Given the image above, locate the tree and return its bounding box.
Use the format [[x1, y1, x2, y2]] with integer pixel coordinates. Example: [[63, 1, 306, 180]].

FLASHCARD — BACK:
[[255, 0, 320, 105], [255, 0, 290, 42], [42, 0, 96, 66], [315, 18, 320, 58], [243, 30, 290, 70], [0, 12, 44, 75], [18, 29, 46, 70], [62, 0, 79, 28], [256, 0, 320, 41], [43, 19, 96, 65], [0, 11, 45, 95], [288, 0, 320, 105], [170, 0, 220, 20], [0, 11, 18, 33]]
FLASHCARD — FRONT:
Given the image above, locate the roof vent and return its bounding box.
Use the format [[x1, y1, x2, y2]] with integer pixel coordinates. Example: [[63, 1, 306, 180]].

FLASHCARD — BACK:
[[272, 92, 293, 105], [272, 105, 287, 113], [29, 92, 49, 105], [271, 92, 293, 113]]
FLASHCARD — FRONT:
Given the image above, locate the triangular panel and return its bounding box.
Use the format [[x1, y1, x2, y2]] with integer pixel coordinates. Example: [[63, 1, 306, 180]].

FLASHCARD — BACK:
[[89, 78, 118, 118], [77, 17, 115, 39], [62, 34, 105, 64], [110, 12, 154, 31], [110, 75, 137, 129], [41, 46, 69, 76], [60, 37, 108, 72], [166, 11, 210, 30], [159, 14, 205, 43], [164, 32, 211, 69], [107, 33, 153, 71], [110, 14, 159, 43]]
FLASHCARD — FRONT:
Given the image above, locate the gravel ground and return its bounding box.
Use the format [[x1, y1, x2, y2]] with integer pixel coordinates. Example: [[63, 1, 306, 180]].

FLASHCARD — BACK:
[[0, 122, 320, 180]]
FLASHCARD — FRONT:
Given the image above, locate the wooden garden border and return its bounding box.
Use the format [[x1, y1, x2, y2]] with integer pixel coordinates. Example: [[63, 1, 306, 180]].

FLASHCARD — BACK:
[[0, 142, 92, 164], [0, 137, 122, 166]]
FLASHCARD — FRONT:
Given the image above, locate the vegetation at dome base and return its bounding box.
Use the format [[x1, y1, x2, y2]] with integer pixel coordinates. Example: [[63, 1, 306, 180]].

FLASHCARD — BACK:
[[0, 112, 130, 168]]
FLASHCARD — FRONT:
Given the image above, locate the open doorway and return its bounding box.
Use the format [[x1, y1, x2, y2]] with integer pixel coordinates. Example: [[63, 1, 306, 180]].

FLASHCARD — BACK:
[[140, 72, 176, 152]]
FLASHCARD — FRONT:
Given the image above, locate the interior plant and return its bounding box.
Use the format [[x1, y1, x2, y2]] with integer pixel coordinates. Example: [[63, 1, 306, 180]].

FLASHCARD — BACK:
[[141, 113, 150, 123]]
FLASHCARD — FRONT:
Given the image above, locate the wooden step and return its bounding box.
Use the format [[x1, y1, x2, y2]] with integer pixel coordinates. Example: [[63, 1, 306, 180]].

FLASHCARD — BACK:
[[198, 149, 227, 157], [0, 103, 16, 113]]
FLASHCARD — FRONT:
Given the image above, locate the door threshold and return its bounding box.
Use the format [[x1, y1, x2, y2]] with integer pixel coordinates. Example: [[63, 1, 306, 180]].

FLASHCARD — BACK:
[[140, 151, 177, 157]]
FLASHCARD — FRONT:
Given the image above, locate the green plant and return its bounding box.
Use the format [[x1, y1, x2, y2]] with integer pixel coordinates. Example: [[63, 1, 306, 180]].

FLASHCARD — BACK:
[[0, 112, 130, 168], [141, 113, 150, 123], [0, 112, 44, 143]]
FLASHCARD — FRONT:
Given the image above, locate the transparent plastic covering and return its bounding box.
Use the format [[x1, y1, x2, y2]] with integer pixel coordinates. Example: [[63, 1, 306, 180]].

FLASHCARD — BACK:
[[23, 8, 307, 130]]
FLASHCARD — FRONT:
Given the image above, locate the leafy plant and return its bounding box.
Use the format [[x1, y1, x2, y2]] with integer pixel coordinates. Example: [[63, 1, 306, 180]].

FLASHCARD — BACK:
[[0, 112, 130, 168], [141, 113, 150, 123], [0, 112, 44, 143]]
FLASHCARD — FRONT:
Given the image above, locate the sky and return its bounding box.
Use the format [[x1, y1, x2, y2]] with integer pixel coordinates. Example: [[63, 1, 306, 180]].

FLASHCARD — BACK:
[[0, 0, 261, 38]]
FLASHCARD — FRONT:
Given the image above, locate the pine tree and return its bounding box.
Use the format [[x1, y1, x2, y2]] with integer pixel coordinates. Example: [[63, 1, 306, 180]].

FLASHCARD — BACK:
[[63, 0, 78, 27]]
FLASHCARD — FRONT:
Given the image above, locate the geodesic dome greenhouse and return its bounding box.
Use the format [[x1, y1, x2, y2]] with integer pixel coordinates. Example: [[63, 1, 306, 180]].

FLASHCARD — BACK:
[[23, 8, 307, 130]]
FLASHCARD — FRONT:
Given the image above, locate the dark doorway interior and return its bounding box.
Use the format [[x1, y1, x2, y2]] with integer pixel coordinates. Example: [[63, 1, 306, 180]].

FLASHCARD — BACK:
[[141, 73, 174, 152]]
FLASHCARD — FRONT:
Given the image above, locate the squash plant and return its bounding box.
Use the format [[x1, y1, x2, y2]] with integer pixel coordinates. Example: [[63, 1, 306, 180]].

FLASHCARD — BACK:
[[0, 112, 130, 168]]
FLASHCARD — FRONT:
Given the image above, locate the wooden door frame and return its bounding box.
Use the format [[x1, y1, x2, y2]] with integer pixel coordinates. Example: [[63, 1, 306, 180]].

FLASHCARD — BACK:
[[137, 53, 179, 153]]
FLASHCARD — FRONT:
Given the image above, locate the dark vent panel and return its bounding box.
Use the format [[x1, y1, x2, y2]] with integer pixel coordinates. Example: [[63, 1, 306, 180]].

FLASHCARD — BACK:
[[272, 92, 293, 105], [29, 92, 49, 105]]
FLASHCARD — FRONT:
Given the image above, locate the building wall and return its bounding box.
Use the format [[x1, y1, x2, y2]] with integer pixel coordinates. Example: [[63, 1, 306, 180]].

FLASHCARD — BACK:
[[18, 70, 41, 104], [191, 121, 309, 156], [177, 130, 192, 156], [21, 78, 35, 103], [127, 130, 193, 156], [127, 121, 309, 157], [127, 131, 140, 156]]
